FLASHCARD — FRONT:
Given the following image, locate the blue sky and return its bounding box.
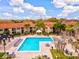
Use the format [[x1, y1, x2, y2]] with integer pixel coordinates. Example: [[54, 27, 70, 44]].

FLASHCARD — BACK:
[[0, 0, 79, 20]]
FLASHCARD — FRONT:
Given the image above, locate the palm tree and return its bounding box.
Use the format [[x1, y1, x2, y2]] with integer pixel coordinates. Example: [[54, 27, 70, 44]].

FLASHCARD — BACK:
[[74, 22, 79, 39], [0, 35, 2, 44], [24, 24, 30, 34], [3, 38, 6, 53], [1, 34, 7, 53], [8, 35, 11, 42], [65, 26, 73, 36], [35, 19, 45, 33], [24, 24, 30, 28]]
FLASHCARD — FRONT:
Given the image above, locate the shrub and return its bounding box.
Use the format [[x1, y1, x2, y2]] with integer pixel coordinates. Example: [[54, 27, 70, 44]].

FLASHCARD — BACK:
[[14, 32, 21, 36], [24, 31, 30, 35]]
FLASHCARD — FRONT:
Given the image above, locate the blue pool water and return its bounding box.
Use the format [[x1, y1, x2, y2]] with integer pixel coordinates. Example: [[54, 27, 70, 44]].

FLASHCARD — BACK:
[[18, 37, 52, 51]]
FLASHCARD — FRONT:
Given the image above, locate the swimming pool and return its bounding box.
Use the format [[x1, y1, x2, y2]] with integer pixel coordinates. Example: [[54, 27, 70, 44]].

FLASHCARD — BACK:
[[18, 37, 53, 52]]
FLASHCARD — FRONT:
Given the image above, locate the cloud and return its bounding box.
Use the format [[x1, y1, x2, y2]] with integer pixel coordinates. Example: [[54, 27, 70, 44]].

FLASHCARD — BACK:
[[13, 7, 24, 13], [23, 3, 34, 10], [9, 0, 46, 15], [64, 0, 79, 5], [52, 0, 79, 18], [25, 16, 31, 19], [22, 3, 46, 15], [52, 0, 66, 8], [9, 0, 23, 6], [44, 15, 52, 19], [3, 12, 12, 17], [32, 7, 46, 15], [12, 16, 31, 19]]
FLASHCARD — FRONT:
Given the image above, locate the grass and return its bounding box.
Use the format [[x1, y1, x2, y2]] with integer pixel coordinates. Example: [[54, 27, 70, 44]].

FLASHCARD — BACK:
[[0, 52, 12, 59], [50, 49, 78, 59], [0, 52, 4, 57], [0, 52, 5, 59], [73, 42, 79, 49]]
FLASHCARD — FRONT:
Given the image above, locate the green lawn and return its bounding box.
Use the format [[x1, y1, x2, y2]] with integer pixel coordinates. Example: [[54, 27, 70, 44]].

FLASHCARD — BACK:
[[0, 52, 11, 59], [0, 52, 5, 59], [50, 49, 78, 59], [0, 52, 4, 57]]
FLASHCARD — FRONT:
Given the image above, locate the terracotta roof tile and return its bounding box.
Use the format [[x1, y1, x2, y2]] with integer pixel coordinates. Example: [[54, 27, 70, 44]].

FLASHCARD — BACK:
[[0, 23, 24, 28]]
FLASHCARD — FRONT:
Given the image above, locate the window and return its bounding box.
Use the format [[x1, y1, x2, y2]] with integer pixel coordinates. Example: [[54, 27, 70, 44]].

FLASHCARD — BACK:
[[0, 29, 3, 31], [17, 28, 20, 30], [12, 28, 16, 31]]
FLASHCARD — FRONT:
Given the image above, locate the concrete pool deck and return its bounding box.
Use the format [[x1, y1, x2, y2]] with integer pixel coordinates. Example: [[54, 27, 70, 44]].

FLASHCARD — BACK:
[[0, 35, 78, 59], [14, 42, 53, 59], [0, 35, 56, 59]]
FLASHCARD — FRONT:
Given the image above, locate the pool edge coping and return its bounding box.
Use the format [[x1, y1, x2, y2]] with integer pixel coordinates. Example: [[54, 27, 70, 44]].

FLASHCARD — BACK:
[[16, 36, 54, 52]]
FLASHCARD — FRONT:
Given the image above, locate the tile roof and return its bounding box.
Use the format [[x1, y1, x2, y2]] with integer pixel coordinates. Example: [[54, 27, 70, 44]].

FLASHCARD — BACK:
[[0, 20, 13, 23], [0, 20, 36, 28], [0, 20, 78, 29], [62, 21, 77, 26], [0, 23, 24, 28]]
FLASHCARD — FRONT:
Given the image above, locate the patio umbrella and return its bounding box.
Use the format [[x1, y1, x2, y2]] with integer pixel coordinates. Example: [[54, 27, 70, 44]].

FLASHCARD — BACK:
[[36, 30, 42, 33]]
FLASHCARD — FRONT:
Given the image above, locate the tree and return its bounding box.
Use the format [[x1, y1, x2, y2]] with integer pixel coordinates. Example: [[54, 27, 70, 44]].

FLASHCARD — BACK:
[[24, 24, 30, 34], [24, 24, 30, 28], [12, 20, 23, 23], [53, 22, 66, 35], [1, 34, 7, 53], [65, 26, 73, 36], [4, 29, 10, 35], [35, 20, 45, 31], [3, 39, 6, 53], [74, 22, 79, 38], [47, 18, 57, 22], [8, 35, 11, 42]]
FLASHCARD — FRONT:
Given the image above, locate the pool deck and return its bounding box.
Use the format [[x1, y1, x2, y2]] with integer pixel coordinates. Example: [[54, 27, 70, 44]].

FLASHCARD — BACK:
[[0, 35, 55, 59], [0, 35, 78, 59], [14, 42, 53, 59]]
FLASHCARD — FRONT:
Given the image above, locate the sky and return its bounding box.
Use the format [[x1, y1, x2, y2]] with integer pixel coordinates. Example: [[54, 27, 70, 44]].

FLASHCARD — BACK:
[[0, 0, 79, 20]]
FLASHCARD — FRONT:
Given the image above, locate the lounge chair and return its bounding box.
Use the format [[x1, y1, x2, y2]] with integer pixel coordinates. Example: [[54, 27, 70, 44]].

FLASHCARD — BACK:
[[46, 43, 50, 47], [14, 39, 22, 47], [8, 52, 16, 58]]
